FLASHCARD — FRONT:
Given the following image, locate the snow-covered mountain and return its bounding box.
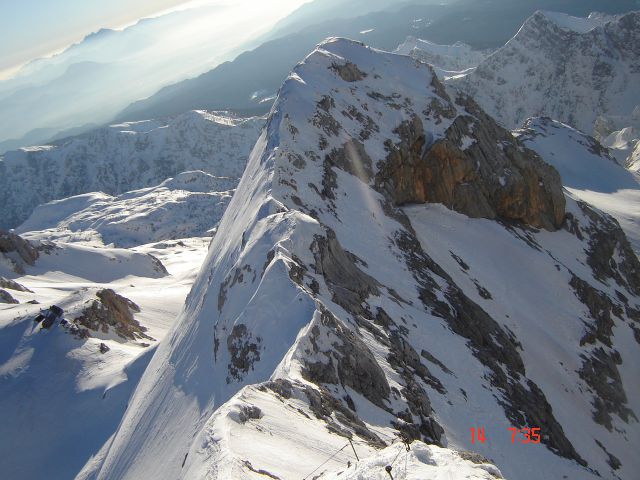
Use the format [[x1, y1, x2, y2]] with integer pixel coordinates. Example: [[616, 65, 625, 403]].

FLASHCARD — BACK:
[[515, 117, 640, 252], [0, 111, 263, 230], [0, 227, 211, 479], [395, 36, 490, 75], [79, 39, 640, 480], [450, 11, 640, 136], [17, 171, 236, 248]]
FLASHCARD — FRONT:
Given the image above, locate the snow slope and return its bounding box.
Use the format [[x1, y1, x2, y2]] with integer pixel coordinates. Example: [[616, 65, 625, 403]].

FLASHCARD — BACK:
[[0, 110, 263, 229], [450, 10, 640, 135], [0, 236, 210, 479], [83, 39, 640, 480], [515, 117, 640, 252], [17, 171, 236, 248], [602, 125, 640, 171]]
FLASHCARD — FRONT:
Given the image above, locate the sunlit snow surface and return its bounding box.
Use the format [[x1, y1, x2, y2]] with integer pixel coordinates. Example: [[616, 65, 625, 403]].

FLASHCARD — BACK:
[[79, 38, 640, 480], [0, 238, 210, 479]]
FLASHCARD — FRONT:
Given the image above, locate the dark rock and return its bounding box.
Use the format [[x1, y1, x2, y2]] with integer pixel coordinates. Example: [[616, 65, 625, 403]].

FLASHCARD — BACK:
[[301, 308, 390, 409], [595, 439, 621, 471], [262, 379, 293, 399], [570, 275, 620, 347], [0, 289, 19, 304], [242, 460, 280, 480], [458, 451, 492, 465], [302, 383, 385, 447], [74, 289, 149, 341], [99, 343, 110, 354], [226, 324, 261, 383], [391, 217, 584, 464], [330, 61, 367, 82], [311, 229, 381, 316], [0, 230, 39, 274], [579, 348, 636, 431], [238, 405, 263, 423], [147, 254, 169, 275], [0, 277, 33, 293], [577, 202, 640, 296]]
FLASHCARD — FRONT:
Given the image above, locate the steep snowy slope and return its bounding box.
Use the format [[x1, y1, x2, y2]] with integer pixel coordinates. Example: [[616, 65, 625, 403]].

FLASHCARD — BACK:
[[0, 111, 263, 229], [450, 11, 640, 135], [0, 233, 210, 480], [602, 124, 640, 173], [515, 117, 640, 251], [395, 36, 490, 75], [17, 171, 236, 248], [84, 39, 640, 480]]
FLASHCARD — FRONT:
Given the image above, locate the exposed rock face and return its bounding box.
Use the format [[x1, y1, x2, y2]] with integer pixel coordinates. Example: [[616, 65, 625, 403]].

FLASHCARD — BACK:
[[0, 277, 32, 292], [226, 324, 262, 384], [74, 289, 149, 341], [0, 289, 19, 304], [376, 93, 565, 231], [0, 229, 39, 274], [301, 308, 391, 409], [565, 201, 640, 432]]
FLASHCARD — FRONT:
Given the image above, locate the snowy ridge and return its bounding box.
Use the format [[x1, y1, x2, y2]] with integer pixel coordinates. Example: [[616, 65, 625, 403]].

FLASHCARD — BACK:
[[84, 39, 640, 480], [0, 110, 263, 229], [537, 10, 613, 33], [17, 171, 236, 247], [394, 36, 489, 73], [450, 10, 640, 135]]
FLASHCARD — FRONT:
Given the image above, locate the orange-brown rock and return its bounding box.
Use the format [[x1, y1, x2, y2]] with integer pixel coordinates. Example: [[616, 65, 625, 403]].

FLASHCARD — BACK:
[[377, 95, 566, 231]]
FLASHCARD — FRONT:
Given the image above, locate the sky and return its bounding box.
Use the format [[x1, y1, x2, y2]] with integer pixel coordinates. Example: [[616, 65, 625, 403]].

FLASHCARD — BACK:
[[0, 0, 304, 79]]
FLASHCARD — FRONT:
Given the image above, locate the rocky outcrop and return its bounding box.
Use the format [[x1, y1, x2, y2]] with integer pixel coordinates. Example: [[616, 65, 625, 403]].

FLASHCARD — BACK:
[[0, 277, 32, 292], [0, 229, 39, 274], [376, 93, 565, 231], [74, 289, 150, 341], [0, 289, 18, 304], [226, 324, 262, 384]]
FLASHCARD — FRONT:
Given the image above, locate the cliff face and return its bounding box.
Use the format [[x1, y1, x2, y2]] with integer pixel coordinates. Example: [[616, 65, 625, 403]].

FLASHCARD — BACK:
[[377, 92, 565, 230], [85, 39, 640, 480]]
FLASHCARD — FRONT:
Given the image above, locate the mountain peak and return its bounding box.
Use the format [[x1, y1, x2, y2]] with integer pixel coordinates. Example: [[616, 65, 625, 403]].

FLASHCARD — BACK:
[[271, 37, 565, 230], [82, 38, 640, 480]]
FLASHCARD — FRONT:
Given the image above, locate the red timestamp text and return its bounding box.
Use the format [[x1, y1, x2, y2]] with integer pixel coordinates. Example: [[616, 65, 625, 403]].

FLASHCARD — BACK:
[[470, 427, 542, 445]]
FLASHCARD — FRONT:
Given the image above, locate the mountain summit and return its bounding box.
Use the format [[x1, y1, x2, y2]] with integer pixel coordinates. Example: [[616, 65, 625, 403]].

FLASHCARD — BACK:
[[452, 10, 640, 135], [83, 39, 640, 480]]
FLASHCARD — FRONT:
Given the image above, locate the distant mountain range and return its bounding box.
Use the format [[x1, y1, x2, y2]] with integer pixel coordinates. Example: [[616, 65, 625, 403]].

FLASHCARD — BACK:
[[0, 2, 296, 152], [0, 111, 262, 229], [450, 10, 640, 135], [116, 0, 639, 124]]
